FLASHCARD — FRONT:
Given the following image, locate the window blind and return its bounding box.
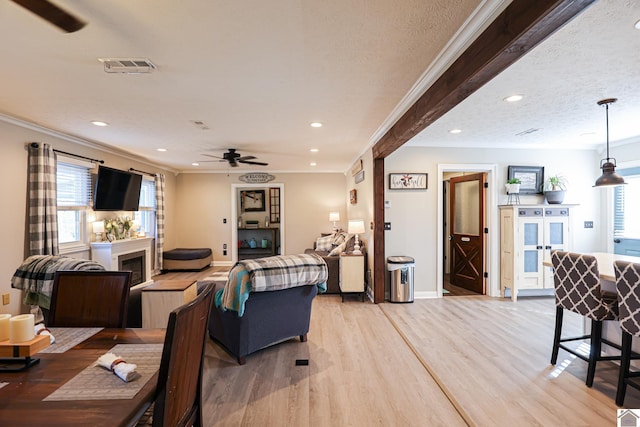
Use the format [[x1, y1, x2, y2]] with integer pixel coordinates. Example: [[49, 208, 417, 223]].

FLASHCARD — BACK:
[[57, 161, 92, 207]]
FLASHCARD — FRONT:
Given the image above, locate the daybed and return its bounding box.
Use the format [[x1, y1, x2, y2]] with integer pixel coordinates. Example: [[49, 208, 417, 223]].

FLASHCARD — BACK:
[[198, 253, 327, 364], [304, 232, 366, 294], [162, 247, 212, 272]]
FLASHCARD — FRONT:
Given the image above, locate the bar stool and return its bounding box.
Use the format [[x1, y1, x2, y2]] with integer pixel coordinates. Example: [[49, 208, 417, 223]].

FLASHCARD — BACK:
[[550, 251, 620, 387], [615, 260, 640, 406]]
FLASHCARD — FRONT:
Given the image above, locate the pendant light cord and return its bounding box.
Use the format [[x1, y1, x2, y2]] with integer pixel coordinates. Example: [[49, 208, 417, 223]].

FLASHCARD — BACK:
[[605, 102, 610, 160]]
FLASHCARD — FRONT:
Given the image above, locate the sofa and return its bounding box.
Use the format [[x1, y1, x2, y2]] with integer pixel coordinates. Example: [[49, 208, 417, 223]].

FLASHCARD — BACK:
[[304, 232, 366, 294], [198, 254, 326, 364]]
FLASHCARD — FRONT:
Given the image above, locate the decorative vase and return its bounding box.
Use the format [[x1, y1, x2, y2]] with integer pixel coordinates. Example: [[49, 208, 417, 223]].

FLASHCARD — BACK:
[[505, 183, 520, 194], [545, 190, 565, 204]]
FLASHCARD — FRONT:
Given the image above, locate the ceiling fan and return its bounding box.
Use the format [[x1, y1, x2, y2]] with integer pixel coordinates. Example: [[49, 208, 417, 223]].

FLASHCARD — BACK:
[[11, 0, 86, 33], [201, 149, 269, 167]]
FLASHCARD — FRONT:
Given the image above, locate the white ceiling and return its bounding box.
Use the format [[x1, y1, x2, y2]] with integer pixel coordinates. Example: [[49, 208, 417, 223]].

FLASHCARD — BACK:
[[409, 0, 640, 153], [1, 1, 638, 174]]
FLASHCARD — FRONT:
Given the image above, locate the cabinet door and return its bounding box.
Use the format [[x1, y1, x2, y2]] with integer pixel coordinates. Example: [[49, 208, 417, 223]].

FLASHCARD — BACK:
[[543, 216, 569, 288], [518, 218, 544, 289]]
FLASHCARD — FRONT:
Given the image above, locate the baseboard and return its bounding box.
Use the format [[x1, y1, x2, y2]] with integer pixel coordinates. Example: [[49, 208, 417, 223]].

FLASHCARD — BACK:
[[503, 288, 554, 298]]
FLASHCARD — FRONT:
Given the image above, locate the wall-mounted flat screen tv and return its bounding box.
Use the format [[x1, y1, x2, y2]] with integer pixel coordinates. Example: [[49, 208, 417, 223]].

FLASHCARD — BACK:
[[93, 166, 142, 211]]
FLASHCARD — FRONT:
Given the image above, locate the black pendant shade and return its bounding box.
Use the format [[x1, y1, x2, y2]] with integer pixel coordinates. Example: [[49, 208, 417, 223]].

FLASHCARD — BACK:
[[594, 98, 626, 187]]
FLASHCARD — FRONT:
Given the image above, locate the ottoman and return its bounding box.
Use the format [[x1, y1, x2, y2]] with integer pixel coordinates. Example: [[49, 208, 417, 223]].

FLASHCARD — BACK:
[[162, 248, 212, 272]]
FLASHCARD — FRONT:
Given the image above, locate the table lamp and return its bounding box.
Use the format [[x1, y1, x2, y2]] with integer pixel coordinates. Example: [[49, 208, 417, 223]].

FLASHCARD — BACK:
[[347, 219, 365, 255], [92, 221, 105, 241], [329, 211, 340, 232]]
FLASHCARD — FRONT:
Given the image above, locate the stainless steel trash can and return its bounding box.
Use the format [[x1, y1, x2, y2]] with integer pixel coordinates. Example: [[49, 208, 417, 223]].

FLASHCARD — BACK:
[[388, 256, 415, 303]]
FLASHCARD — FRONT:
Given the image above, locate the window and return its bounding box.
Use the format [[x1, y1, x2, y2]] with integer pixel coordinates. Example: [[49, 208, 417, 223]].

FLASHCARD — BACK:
[[614, 168, 640, 239], [57, 159, 92, 246], [135, 178, 156, 237]]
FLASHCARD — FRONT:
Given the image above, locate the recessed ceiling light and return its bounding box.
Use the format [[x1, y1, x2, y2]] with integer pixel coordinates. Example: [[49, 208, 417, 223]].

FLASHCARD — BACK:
[[192, 162, 200, 166], [310, 122, 323, 128], [449, 129, 462, 134], [635, 19, 640, 30], [157, 148, 167, 152], [504, 94, 524, 102], [310, 148, 319, 153], [310, 162, 317, 166], [91, 121, 108, 127]]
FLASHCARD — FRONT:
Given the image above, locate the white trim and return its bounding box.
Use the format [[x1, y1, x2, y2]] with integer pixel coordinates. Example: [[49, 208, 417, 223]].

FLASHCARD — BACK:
[[414, 291, 440, 299], [230, 183, 285, 262], [437, 163, 499, 298]]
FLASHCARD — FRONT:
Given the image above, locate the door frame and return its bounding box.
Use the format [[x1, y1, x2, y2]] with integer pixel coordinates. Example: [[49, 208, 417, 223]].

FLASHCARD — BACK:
[[230, 183, 285, 262], [437, 164, 499, 298]]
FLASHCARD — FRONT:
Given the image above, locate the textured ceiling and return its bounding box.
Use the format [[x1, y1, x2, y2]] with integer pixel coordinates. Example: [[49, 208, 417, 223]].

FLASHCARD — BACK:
[[409, 0, 640, 153], [0, 0, 483, 173]]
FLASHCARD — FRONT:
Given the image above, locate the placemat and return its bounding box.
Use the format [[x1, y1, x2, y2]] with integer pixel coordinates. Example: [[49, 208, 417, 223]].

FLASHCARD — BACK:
[[43, 343, 163, 401], [39, 327, 103, 354]]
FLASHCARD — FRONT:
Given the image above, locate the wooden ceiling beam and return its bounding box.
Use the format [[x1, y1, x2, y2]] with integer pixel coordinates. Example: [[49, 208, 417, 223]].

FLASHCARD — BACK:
[[372, 0, 596, 159]]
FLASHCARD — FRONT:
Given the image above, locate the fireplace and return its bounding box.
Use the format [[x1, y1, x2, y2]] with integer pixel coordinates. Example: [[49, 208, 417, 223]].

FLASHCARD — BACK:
[[118, 250, 146, 287]]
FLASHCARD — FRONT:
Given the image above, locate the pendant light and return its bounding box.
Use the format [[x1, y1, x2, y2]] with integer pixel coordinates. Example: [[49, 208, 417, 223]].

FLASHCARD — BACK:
[[594, 98, 626, 187]]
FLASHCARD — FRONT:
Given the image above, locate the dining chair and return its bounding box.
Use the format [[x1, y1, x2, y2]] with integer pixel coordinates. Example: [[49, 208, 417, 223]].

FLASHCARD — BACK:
[[550, 250, 620, 387], [615, 260, 640, 406], [48, 270, 132, 328], [149, 282, 214, 427]]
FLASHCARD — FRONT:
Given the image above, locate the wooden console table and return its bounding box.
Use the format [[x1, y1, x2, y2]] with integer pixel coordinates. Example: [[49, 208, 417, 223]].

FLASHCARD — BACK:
[[238, 227, 278, 260]]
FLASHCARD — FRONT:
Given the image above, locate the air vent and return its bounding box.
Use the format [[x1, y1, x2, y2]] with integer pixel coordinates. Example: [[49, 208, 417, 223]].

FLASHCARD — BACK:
[[515, 128, 540, 136], [98, 58, 156, 74]]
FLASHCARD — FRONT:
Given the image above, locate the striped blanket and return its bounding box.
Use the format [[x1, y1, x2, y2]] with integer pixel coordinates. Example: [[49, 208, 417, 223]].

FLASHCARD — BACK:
[[215, 253, 327, 316], [11, 255, 106, 309]]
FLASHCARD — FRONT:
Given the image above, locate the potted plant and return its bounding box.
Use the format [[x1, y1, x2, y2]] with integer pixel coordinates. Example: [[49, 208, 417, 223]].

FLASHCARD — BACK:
[[544, 174, 567, 204], [505, 178, 521, 194]]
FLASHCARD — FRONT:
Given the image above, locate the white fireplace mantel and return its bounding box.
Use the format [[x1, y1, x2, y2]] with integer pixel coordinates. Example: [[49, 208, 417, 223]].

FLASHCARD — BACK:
[[90, 237, 154, 288]]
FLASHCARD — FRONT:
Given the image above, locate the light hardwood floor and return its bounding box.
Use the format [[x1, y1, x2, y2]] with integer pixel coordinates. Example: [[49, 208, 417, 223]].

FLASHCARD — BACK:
[[156, 268, 640, 426]]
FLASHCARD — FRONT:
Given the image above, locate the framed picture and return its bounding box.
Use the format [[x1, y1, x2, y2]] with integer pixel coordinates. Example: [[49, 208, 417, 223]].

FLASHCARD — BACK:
[[350, 189, 357, 204], [507, 165, 544, 194], [240, 189, 266, 212], [389, 173, 428, 190]]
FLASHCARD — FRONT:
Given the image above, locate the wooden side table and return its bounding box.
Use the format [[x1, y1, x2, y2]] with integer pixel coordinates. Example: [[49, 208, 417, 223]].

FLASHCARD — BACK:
[[141, 279, 197, 328], [339, 253, 365, 302]]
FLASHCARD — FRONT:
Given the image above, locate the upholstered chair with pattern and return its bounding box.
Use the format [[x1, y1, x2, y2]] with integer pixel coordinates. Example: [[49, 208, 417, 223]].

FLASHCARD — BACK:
[[615, 260, 640, 406], [550, 250, 620, 387]]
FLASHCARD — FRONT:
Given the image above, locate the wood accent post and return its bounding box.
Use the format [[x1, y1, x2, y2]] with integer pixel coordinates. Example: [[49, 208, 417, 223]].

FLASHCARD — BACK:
[[373, 157, 385, 304]]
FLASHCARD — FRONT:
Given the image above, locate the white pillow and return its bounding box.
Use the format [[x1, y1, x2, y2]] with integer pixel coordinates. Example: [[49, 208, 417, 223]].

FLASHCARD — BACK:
[[328, 240, 347, 256]]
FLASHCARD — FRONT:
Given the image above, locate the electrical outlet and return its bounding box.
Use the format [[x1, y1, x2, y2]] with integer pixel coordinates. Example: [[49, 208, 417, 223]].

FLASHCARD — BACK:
[[2, 294, 9, 305], [584, 221, 594, 229], [223, 243, 227, 249], [223, 250, 227, 256], [223, 218, 227, 224]]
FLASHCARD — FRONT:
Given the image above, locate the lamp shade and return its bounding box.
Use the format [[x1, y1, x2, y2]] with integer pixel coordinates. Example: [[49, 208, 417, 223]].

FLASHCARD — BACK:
[[92, 221, 105, 233], [347, 219, 365, 235], [329, 212, 340, 222]]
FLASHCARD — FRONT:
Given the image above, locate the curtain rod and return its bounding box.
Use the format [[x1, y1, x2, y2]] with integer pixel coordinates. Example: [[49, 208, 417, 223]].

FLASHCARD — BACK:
[[29, 143, 105, 164], [129, 167, 157, 177]]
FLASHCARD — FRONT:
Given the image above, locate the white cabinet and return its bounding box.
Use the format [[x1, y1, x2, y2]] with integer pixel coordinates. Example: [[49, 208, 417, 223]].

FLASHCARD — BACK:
[[500, 205, 573, 301], [339, 254, 365, 301]]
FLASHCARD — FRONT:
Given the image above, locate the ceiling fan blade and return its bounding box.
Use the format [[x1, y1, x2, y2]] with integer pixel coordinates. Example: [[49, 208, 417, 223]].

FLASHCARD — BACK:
[[239, 160, 268, 166], [12, 0, 86, 33], [236, 155, 256, 162], [201, 154, 224, 160]]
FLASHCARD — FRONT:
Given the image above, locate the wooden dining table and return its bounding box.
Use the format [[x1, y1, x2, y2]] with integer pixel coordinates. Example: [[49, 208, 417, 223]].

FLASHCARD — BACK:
[[0, 328, 165, 427], [543, 251, 640, 289]]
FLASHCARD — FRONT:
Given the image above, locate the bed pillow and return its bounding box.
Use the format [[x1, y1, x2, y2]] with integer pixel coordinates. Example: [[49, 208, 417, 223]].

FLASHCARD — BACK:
[[315, 235, 335, 252], [328, 240, 347, 256]]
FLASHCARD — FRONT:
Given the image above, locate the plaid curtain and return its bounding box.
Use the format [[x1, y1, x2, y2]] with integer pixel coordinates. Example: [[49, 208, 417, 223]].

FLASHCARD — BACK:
[[27, 143, 59, 256], [154, 173, 165, 271]]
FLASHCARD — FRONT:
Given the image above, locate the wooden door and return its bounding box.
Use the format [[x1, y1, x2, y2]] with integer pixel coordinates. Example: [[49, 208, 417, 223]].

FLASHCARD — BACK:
[[449, 173, 486, 294]]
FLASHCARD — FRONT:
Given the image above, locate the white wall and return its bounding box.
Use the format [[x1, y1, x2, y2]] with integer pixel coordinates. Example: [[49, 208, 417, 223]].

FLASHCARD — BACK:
[[0, 119, 176, 315], [174, 172, 348, 263], [385, 146, 605, 297]]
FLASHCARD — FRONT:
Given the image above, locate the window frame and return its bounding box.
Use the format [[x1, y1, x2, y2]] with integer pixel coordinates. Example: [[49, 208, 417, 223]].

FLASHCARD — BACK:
[[56, 157, 93, 253]]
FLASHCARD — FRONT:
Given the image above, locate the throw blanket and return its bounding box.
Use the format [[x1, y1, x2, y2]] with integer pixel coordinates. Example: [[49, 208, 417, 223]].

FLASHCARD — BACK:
[[11, 255, 106, 309], [215, 253, 328, 316]]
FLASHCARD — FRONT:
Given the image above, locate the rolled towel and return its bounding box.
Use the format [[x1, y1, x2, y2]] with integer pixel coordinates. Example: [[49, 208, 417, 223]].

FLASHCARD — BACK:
[[34, 323, 55, 344], [97, 352, 138, 382]]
